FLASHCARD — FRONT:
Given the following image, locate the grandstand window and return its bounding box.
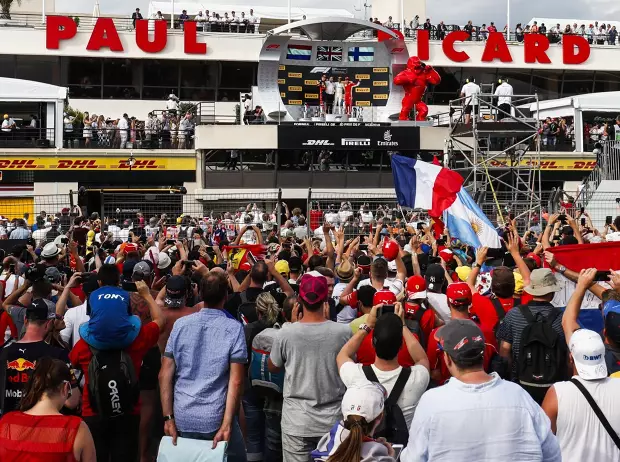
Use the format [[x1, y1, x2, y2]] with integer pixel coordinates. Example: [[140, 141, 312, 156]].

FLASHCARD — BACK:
[[498, 69, 532, 96], [220, 62, 257, 90], [562, 71, 595, 97], [180, 62, 218, 88], [68, 57, 102, 85], [143, 60, 179, 88], [103, 59, 140, 99], [0, 56, 15, 79], [531, 70, 562, 100], [16, 56, 60, 85], [593, 71, 620, 93]]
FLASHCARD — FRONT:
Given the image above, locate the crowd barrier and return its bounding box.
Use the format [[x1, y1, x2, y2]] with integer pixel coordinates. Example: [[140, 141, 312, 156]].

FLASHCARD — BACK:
[[4, 189, 620, 240]]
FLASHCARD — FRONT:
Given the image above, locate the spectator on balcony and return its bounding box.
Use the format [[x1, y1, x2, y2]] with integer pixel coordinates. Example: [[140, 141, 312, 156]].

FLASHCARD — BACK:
[[384, 16, 394, 28], [563, 24, 571, 36], [423, 18, 432, 36], [586, 24, 595, 44], [83, 112, 92, 148], [132, 8, 143, 28], [248, 9, 257, 33], [410, 14, 419, 31], [119, 113, 130, 149], [29, 115, 38, 129], [610, 26, 617, 45], [480, 24, 488, 40], [179, 10, 189, 29], [195, 10, 206, 31], [1, 114, 16, 132], [464, 20, 474, 40], [437, 21, 447, 40], [515, 23, 523, 41], [597, 24, 607, 45], [167, 93, 179, 114], [487, 22, 497, 34], [539, 23, 547, 35], [179, 113, 193, 149], [571, 23, 578, 34], [530, 21, 538, 33]]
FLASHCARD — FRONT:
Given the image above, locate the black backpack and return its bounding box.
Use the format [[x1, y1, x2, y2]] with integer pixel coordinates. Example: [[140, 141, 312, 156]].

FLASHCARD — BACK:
[[237, 291, 257, 326], [362, 366, 410, 445], [87, 347, 138, 418], [404, 302, 428, 349], [517, 306, 566, 390]]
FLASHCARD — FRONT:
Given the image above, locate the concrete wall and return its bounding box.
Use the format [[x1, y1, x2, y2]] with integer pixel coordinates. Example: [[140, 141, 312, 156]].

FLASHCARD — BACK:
[[196, 125, 278, 150]]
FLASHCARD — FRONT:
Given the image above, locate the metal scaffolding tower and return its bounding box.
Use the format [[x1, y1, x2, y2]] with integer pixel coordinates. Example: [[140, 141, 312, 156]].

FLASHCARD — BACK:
[[447, 92, 542, 227]]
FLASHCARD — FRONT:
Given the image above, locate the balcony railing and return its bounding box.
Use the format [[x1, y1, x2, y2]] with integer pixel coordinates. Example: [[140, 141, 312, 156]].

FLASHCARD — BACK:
[[0, 127, 54, 148], [63, 127, 194, 150]]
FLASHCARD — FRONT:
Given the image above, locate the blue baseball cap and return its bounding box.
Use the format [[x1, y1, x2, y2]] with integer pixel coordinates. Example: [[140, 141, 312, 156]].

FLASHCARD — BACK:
[[603, 299, 620, 318], [79, 286, 140, 350]]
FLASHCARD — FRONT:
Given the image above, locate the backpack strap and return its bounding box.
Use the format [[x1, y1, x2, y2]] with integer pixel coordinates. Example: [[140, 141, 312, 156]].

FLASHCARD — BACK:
[[518, 305, 536, 324], [240, 291, 249, 305], [386, 368, 412, 406], [491, 297, 506, 322], [362, 365, 380, 383], [545, 308, 561, 324], [571, 378, 620, 450], [513, 296, 521, 307]]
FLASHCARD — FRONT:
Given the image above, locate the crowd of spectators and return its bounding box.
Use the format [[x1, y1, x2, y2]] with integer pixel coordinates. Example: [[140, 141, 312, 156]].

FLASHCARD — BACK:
[[2, 201, 620, 461], [132, 7, 260, 33], [376, 16, 619, 45], [63, 109, 195, 150]]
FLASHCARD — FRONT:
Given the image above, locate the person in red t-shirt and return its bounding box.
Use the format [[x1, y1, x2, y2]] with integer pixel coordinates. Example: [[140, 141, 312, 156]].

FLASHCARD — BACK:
[[404, 275, 437, 347], [427, 282, 498, 385], [70, 277, 165, 462], [467, 234, 532, 333]]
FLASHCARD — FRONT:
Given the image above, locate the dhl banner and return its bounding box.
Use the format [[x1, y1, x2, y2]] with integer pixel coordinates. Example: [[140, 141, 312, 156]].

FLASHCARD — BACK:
[[488, 158, 597, 171], [0, 157, 196, 171]]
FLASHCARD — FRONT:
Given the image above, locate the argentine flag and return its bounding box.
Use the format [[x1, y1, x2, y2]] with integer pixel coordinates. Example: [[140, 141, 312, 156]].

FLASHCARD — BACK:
[[443, 188, 501, 248]]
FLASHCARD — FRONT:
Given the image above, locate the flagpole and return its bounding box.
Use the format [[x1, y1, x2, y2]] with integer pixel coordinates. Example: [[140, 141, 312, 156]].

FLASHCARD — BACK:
[[41, 0, 45, 24], [506, 0, 510, 40], [400, 0, 404, 33], [288, 0, 291, 24], [170, 0, 175, 30]]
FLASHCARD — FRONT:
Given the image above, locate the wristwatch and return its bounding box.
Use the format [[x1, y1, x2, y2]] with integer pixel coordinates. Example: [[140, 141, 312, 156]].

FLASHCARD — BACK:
[[472, 262, 481, 269], [556, 264, 567, 274], [358, 323, 371, 334], [163, 414, 175, 422]]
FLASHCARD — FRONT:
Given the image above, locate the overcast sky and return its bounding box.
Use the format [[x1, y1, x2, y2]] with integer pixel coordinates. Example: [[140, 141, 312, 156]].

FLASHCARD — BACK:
[[56, 0, 620, 26]]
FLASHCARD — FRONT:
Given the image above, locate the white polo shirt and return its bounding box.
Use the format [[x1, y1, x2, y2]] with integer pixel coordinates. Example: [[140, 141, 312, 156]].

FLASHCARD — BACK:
[[494, 82, 514, 106], [461, 82, 481, 106]]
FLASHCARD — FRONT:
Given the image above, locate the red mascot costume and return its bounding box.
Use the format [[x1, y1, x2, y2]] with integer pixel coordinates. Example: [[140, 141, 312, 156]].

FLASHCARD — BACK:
[[393, 57, 441, 121]]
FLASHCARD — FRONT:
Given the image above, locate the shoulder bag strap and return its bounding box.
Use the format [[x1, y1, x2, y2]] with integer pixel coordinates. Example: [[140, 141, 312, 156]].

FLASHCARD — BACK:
[[518, 305, 536, 324], [386, 367, 412, 406], [571, 378, 620, 450], [491, 297, 506, 322], [362, 365, 379, 383]]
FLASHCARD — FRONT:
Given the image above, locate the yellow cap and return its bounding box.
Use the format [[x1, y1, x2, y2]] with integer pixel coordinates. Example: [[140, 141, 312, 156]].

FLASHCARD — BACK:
[[3, 114, 7, 119], [455, 266, 471, 282], [275, 260, 290, 276], [513, 272, 524, 295], [176, 217, 182, 224]]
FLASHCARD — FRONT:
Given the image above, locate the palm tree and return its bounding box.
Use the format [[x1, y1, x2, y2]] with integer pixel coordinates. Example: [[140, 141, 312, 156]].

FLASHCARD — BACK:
[[0, 0, 22, 20]]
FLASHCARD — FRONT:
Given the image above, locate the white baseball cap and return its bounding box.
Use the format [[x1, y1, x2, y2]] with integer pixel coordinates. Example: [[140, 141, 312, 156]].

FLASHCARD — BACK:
[[570, 329, 607, 380], [341, 381, 386, 423]]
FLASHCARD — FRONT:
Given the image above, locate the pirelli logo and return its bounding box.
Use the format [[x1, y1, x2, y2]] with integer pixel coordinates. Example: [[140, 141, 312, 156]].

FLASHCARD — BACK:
[[277, 78, 286, 84], [281, 92, 286, 98], [305, 93, 319, 99], [356, 74, 370, 80], [373, 81, 388, 86], [288, 72, 302, 78], [279, 65, 286, 70], [373, 94, 389, 100], [305, 79, 319, 86], [288, 100, 302, 105], [288, 86, 303, 92], [355, 87, 370, 93], [356, 101, 371, 107], [373, 67, 388, 73]]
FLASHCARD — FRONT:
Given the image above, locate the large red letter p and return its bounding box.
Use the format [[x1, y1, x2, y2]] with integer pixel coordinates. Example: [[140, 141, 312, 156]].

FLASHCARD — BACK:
[[46, 15, 77, 49]]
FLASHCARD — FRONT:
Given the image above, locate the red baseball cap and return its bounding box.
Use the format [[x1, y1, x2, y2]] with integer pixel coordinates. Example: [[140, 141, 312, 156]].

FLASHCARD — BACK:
[[446, 282, 472, 306], [373, 290, 396, 306], [439, 249, 454, 263], [239, 261, 252, 272], [406, 276, 427, 300], [382, 238, 400, 262], [299, 274, 328, 304], [526, 253, 542, 268]]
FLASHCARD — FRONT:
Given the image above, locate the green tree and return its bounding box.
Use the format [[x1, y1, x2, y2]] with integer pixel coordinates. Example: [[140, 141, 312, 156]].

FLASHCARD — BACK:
[[0, 0, 23, 20]]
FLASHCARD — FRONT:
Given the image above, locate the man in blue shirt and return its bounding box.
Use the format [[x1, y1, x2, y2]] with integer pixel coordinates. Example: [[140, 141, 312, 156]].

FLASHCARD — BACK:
[[160, 270, 247, 462]]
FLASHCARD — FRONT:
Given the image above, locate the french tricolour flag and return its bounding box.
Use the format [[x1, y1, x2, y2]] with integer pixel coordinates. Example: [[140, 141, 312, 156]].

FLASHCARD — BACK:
[[391, 154, 463, 217]]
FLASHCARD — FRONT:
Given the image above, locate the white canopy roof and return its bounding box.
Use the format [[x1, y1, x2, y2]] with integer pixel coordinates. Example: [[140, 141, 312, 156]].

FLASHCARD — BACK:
[[148, 2, 354, 20], [0, 78, 67, 102], [529, 91, 620, 119], [269, 17, 398, 41]]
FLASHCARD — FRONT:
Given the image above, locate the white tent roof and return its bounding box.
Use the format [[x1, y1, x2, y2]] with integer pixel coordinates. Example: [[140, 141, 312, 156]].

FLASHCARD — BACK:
[[529, 91, 620, 118], [0, 78, 67, 102], [527, 17, 620, 28], [148, 2, 354, 20]]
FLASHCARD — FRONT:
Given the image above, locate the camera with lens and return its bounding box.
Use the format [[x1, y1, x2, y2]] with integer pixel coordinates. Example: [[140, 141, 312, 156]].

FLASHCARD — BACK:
[[25, 264, 46, 283]]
